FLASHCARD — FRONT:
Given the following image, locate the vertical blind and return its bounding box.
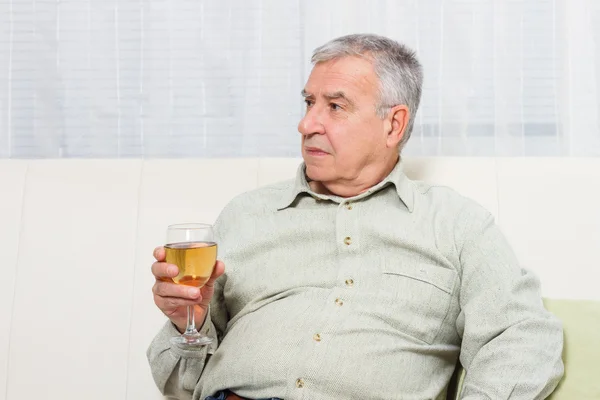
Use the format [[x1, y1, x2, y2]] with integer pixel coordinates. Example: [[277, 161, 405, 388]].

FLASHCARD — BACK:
[[0, 0, 599, 158]]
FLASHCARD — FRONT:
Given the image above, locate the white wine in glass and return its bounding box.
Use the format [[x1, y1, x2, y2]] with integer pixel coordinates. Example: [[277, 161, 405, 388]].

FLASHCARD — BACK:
[[165, 223, 217, 346]]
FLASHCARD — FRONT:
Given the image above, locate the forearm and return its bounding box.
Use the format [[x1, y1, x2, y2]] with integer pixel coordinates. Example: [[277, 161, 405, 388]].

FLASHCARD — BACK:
[[460, 310, 564, 399]]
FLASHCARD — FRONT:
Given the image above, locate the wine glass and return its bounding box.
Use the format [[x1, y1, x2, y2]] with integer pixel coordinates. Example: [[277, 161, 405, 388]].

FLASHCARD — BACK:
[[165, 223, 217, 346]]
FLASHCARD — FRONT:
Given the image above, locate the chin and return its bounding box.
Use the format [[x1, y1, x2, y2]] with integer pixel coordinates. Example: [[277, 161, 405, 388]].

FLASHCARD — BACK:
[[305, 163, 323, 181], [304, 163, 332, 182]]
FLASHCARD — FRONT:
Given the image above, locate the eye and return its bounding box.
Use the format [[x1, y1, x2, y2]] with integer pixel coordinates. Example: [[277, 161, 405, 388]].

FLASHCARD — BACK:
[[304, 99, 314, 108], [329, 103, 341, 111]]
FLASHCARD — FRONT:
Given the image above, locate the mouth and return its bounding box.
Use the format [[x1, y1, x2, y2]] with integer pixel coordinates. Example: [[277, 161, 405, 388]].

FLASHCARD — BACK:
[[304, 147, 329, 156]]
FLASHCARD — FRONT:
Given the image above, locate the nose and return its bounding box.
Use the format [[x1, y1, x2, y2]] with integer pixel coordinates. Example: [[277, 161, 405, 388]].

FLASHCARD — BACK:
[[298, 107, 325, 136]]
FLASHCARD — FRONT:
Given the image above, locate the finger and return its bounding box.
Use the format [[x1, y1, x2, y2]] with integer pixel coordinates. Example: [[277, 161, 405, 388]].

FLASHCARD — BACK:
[[153, 246, 166, 261], [154, 295, 203, 311], [203, 260, 225, 288], [151, 261, 179, 278], [153, 280, 201, 299]]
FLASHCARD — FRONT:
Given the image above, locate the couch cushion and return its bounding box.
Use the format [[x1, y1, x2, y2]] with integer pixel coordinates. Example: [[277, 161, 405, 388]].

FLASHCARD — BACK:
[[544, 298, 600, 400]]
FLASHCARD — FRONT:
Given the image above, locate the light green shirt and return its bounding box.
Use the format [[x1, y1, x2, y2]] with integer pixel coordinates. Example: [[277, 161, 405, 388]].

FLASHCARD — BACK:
[[148, 161, 563, 400]]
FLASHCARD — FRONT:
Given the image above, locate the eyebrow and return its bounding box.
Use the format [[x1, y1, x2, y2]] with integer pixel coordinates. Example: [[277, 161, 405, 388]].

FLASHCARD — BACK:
[[301, 89, 355, 107]]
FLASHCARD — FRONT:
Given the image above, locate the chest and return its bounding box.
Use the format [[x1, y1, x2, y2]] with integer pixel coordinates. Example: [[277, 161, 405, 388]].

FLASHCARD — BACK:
[[221, 195, 460, 319]]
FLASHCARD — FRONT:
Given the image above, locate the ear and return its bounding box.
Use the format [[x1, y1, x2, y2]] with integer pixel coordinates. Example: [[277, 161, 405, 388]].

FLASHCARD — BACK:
[[384, 105, 410, 148]]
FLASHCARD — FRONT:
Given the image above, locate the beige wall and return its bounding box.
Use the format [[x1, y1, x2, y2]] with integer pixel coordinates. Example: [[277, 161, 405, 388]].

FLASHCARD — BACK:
[[1, 158, 598, 399]]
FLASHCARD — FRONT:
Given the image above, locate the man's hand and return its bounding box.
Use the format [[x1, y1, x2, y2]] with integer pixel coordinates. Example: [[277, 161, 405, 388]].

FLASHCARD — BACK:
[[151, 246, 225, 333]]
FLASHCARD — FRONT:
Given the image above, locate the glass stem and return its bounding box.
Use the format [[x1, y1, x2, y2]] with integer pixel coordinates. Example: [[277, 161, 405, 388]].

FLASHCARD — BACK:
[[184, 305, 197, 335]]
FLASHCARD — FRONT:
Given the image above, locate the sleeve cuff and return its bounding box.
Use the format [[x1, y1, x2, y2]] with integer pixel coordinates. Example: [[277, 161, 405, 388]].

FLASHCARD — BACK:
[[162, 306, 219, 358]]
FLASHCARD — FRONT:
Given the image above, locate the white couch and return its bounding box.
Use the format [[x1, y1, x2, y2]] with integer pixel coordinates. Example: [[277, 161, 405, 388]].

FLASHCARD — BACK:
[[1, 157, 599, 400]]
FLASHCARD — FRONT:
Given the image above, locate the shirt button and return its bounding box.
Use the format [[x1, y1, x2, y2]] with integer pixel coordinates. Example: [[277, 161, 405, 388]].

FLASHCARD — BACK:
[[345, 278, 354, 287], [343, 236, 352, 246], [296, 378, 305, 388], [313, 333, 321, 342], [346, 203, 353, 210], [335, 298, 344, 306]]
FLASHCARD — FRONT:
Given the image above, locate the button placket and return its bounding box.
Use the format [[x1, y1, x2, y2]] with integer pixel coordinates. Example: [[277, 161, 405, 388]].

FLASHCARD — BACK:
[[336, 200, 359, 252], [334, 199, 358, 310], [294, 199, 357, 399]]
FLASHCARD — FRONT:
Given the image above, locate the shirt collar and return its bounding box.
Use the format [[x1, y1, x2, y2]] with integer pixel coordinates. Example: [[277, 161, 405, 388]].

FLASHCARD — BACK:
[[276, 160, 415, 212]]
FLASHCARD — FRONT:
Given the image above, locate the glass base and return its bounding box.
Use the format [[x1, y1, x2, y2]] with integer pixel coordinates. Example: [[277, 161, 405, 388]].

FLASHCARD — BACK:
[[170, 333, 213, 347]]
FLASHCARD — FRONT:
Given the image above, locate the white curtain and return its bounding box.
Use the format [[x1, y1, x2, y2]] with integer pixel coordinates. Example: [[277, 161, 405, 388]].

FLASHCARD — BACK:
[[0, 0, 599, 158]]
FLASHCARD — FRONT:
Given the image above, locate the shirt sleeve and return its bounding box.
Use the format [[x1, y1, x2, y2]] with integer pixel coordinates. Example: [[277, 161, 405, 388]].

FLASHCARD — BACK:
[[146, 300, 221, 399], [455, 209, 564, 399]]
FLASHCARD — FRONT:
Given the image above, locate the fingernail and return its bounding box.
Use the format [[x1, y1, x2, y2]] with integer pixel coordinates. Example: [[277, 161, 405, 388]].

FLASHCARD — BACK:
[[168, 265, 178, 276], [188, 288, 200, 297]]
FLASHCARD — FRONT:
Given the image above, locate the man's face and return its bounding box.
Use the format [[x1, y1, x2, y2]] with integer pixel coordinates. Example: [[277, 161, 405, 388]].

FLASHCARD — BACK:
[[298, 56, 392, 186]]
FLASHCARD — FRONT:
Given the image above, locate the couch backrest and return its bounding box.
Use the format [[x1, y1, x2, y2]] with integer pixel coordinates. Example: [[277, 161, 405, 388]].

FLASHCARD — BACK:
[[1, 157, 599, 400]]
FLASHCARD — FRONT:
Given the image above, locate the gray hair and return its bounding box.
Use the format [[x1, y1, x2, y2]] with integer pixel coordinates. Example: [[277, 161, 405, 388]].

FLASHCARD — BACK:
[[311, 34, 423, 149]]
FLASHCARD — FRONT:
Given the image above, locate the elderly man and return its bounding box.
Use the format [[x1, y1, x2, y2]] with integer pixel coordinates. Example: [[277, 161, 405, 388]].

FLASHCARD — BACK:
[[148, 34, 564, 400]]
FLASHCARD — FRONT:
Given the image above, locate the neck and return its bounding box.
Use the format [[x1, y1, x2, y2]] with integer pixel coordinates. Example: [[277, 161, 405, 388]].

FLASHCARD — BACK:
[[309, 155, 399, 198]]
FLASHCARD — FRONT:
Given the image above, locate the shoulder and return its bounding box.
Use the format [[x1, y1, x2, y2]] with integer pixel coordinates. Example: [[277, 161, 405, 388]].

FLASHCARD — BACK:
[[411, 179, 494, 227], [408, 180, 498, 259], [214, 179, 295, 225], [227, 179, 294, 210]]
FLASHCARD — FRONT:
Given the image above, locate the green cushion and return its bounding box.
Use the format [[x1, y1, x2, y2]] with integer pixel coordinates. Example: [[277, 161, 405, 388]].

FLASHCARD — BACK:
[[544, 298, 600, 400]]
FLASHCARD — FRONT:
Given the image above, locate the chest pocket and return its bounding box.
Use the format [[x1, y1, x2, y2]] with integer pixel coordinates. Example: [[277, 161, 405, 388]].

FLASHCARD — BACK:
[[377, 261, 457, 344]]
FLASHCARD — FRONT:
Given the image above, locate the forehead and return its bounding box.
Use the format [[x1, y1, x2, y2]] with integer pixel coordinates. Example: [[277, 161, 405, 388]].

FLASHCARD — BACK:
[[304, 56, 379, 99]]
